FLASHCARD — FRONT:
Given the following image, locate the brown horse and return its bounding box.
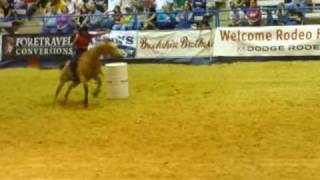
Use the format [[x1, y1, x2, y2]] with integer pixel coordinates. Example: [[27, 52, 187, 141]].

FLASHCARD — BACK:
[[54, 40, 122, 107]]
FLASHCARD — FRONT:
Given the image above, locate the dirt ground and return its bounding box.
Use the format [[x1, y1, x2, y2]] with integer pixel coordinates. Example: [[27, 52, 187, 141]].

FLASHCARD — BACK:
[[1, 62, 320, 179]]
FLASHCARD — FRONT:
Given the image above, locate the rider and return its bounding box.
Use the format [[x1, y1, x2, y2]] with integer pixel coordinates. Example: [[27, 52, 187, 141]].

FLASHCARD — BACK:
[[70, 25, 107, 80]]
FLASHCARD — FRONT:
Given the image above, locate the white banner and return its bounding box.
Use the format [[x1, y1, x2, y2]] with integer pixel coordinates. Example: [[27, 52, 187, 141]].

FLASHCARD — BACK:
[[214, 25, 320, 57], [137, 30, 214, 58], [90, 31, 137, 58]]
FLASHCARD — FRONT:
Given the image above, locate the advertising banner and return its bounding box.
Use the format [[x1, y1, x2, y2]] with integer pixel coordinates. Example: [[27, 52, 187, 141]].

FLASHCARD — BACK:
[[90, 31, 137, 59], [137, 30, 214, 58], [0, 34, 2, 62], [214, 25, 320, 56], [1, 34, 72, 60]]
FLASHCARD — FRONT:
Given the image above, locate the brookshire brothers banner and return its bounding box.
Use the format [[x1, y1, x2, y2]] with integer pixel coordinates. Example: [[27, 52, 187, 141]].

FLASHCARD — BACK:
[[1, 34, 72, 60], [137, 30, 214, 58], [214, 25, 320, 56]]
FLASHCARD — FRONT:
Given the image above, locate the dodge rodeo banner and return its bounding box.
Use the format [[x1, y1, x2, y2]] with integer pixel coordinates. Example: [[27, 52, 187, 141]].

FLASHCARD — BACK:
[[214, 25, 320, 56]]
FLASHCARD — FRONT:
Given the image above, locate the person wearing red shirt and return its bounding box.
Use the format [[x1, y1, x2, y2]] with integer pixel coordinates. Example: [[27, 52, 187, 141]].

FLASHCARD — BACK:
[[70, 25, 105, 80]]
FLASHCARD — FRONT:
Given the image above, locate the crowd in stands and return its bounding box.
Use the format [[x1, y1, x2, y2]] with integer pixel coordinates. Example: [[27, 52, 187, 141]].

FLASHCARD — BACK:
[[229, 0, 309, 26], [0, 0, 318, 34], [40, 0, 215, 33]]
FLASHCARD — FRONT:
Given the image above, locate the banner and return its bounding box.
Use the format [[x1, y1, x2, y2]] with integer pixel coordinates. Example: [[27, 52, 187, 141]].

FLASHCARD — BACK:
[[137, 30, 214, 58], [214, 25, 320, 56], [1, 34, 72, 60], [0, 34, 2, 62], [90, 31, 137, 59]]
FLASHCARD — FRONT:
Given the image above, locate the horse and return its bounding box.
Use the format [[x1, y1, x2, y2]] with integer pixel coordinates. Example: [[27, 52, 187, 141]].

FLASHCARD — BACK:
[[54, 40, 122, 107]]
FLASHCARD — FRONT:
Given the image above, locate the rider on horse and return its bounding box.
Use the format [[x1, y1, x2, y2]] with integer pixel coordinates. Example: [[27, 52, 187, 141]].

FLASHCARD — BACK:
[[70, 25, 106, 80]]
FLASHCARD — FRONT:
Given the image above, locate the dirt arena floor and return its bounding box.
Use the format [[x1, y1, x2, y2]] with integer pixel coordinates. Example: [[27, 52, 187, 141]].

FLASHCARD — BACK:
[[1, 62, 320, 179]]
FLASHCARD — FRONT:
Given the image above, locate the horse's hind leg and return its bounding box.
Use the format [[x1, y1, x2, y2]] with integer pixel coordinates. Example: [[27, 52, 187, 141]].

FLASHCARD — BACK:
[[54, 80, 66, 103], [93, 76, 102, 98], [83, 82, 89, 107], [64, 81, 79, 104]]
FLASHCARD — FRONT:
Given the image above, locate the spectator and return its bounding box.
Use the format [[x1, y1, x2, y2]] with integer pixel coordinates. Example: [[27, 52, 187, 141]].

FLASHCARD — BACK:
[[102, 3, 115, 29], [142, 5, 157, 29], [95, 0, 106, 12], [57, 5, 74, 33], [156, 5, 176, 29], [276, 2, 290, 25], [237, 0, 250, 9], [65, 0, 78, 14], [110, 5, 123, 29], [131, 0, 144, 11], [42, 5, 58, 34], [285, 0, 306, 24], [49, 0, 67, 13], [287, 10, 304, 25], [192, 2, 206, 29], [266, 9, 276, 26], [0, 5, 4, 30], [245, 0, 261, 26], [134, 6, 145, 30], [22, 0, 39, 19], [176, 3, 193, 29], [229, 1, 246, 26], [112, 5, 135, 30], [0, 0, 14, 17], [174, 0, 188, 10], [82, 3, 105, 30], [192, 0, 206, 10], [144, 0, 155, 11]]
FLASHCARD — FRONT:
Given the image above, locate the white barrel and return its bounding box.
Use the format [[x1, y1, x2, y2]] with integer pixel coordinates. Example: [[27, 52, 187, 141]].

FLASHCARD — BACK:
[[105, 62, 129, 99]]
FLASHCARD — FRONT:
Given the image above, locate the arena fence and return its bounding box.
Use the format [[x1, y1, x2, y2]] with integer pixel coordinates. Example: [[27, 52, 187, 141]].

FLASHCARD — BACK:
[[2, 6, 320, 67]]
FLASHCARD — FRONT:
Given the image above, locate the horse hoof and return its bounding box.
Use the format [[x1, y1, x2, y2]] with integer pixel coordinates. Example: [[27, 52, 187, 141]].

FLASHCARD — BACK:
[[93, 91, 100, 98]]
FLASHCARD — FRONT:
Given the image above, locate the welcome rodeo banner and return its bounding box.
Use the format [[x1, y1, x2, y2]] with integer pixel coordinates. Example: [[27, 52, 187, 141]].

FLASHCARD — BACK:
[[214, 25, 320, 56], [90, 31, 137, 59], [137, 30, 214, 58], [1, 34, 72, 60]]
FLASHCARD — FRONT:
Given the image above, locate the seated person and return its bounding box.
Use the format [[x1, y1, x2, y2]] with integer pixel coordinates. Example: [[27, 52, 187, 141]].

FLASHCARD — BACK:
[[287, 11, 304, 25], [57, 5, 74, 33], [229, 1, 246, 26], [237, 0, 250, 11], [82, 3, 105, 31], [156, 5, 176, 30], [42, 5, 58, 34], [142, 5, 157, 30], [176, 4, 193, 29], [276, 2, 290, 25], [245, 0, 261, 26], [285, 0, 306, 24], [112, 6, 135, 30]]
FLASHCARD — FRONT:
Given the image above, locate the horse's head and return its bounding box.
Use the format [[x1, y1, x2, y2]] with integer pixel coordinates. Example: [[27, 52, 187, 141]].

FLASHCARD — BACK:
[[97, 40, 122, 60]]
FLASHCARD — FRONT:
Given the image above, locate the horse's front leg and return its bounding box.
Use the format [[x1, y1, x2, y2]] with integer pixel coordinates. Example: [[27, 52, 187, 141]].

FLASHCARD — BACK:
[[83, 82, 89, 107], [93, 76, 102, 98]]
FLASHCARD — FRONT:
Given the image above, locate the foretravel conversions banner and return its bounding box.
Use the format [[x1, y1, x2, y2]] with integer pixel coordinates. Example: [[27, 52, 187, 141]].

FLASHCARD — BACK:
[[1, 34, 72, 60]]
